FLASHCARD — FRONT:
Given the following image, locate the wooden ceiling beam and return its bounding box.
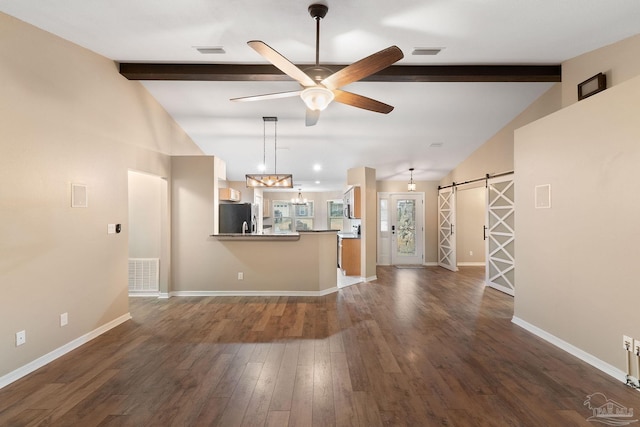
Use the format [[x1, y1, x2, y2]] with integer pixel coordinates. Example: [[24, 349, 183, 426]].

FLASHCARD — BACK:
[[118, 63, 561, 83]]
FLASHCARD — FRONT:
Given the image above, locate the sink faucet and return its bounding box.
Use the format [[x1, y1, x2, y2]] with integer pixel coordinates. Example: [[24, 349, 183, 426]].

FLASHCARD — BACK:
[[242, 221, 248, 235]]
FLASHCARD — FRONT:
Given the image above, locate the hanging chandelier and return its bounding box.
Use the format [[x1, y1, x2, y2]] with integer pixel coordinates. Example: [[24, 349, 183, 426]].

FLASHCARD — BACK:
[[246, 117, 293, 188], [408, 167, 416, 192], [291, 188, 308, 205]]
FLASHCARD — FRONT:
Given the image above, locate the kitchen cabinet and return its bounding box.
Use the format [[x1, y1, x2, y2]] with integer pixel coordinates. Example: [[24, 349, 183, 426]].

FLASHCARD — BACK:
[[219, 187, 241, 202], [340, 238, 361, 276], [344, 186, 361, 219]]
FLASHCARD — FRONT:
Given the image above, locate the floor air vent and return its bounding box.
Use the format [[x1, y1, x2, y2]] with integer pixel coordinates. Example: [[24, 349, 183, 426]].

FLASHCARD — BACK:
[[128, 258, 159, 294]]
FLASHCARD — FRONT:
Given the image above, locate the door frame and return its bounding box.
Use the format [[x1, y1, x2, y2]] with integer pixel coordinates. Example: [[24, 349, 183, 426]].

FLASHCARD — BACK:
[[438, 186, 457, 271], [377, 192, 425, 266], [485, 174, 516, 296]]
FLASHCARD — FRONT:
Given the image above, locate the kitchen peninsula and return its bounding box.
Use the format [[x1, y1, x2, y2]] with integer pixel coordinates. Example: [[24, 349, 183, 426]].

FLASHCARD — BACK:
[[206, 230, 338, 295], [170, 156, 371, 297]]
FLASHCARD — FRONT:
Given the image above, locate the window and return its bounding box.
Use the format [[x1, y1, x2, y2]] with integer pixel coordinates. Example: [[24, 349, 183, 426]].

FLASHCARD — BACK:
[[327, 200, 343, 231], [273, 200, 315, 231]]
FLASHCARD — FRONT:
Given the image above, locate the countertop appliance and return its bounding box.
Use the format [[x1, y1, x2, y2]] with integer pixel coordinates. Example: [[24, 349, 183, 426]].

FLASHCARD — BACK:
[[219, 203, 257, 234]]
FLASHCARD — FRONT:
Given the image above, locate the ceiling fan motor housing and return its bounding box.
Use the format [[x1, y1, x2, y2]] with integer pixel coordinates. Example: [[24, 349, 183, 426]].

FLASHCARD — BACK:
[[308, 4, 328, 20]]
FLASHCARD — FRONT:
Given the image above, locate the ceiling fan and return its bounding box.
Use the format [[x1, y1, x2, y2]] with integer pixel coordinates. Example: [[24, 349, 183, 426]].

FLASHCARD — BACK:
[[230, 3, 404, 126]]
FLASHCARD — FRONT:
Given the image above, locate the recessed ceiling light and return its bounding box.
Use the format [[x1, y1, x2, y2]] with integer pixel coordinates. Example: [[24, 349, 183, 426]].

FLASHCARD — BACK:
[[313, 164, 322, 171], [430, 142, 443, 148], [315, 181, 321, 184], [412, 47, 443, 56], [194, 46, 226, 54]]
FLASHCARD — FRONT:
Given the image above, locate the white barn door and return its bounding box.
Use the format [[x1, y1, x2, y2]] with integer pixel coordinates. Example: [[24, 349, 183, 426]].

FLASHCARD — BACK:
[[485, 175, 515, 295], [438, 187, 457, 271]]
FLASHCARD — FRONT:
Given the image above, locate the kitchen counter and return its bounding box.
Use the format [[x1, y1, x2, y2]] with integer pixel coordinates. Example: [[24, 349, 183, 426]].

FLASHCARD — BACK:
[[212, 230, 338, 241], [212, 232, 300, 241], [337, 232, 360, 239]]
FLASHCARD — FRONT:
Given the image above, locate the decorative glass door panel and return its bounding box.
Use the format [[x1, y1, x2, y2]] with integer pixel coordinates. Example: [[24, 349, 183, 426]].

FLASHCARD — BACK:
[[396, 200, 416, 255], [485, 176, 515, 296], [391, 195, 423, 265], [438, 187, 457, 271]]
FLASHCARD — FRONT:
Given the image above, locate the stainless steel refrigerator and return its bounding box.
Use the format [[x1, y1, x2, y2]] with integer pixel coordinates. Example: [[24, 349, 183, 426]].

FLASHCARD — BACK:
[[219, 203, 257, 233]]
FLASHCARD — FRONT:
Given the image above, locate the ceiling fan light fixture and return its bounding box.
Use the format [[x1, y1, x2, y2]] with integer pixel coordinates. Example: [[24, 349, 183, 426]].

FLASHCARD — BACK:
[[300, 87, 334, 111]]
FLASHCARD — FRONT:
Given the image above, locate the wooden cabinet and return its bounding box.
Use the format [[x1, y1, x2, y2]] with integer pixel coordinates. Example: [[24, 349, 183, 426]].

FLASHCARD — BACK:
[[263, 198, 271, 218], [219, 187, 240, 202], [341, 238, 361, 276], [344, 186, 361, 219]]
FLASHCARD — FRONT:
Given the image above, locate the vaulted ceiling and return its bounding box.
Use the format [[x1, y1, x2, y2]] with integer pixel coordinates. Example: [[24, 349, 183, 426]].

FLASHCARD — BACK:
[[2, 0, 639, 190]]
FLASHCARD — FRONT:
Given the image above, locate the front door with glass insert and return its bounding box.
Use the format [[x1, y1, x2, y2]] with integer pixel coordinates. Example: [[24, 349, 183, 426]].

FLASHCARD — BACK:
[[390, 194, 424, 265]]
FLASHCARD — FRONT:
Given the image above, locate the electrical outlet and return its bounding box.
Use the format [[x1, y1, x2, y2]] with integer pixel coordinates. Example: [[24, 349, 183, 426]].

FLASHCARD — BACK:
[[624, 335, 634, 351], [16, 330, 26, 346], [634, 339, 640, 356], [469, 251, 473, 256], [107, 224, 116, 234], [238, 272, 244, 280], [60, 312, 68, 327]]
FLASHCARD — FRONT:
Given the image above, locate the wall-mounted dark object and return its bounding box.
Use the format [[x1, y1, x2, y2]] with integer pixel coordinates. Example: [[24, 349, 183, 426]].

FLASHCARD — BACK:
[[578, 72, 606, 101]]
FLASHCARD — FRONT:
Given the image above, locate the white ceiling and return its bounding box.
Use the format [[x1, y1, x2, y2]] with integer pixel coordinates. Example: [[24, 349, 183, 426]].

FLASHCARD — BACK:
[[2, 0, 640, 191]]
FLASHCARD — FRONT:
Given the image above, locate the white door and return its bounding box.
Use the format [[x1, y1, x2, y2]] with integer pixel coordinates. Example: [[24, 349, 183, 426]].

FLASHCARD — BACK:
[[485, 175, 515, 295], [390, 194, 424, 265], [438, 187, 457, 271]]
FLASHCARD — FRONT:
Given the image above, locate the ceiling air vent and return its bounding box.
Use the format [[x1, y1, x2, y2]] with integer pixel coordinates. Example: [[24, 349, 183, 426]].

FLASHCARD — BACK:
[[412, 47, 443, 56], [194, 46, 226, 54]]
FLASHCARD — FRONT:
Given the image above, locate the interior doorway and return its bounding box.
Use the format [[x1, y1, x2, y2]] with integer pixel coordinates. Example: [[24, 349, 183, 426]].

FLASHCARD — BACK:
[[437, 173, 515, 296], [127, 170, 169, 297], [377, 192, 425, 265]]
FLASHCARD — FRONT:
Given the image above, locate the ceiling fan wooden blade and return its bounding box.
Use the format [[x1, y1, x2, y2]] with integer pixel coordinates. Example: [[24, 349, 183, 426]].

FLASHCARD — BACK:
[[333, 89, 394, 114], [248, 40, 316, 87], [230, 90, 301, 102], [321, 46, 404, 90], [305, 109, 320, 126]]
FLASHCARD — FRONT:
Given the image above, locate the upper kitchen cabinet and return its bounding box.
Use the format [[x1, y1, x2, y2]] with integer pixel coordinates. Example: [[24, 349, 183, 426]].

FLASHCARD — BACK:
[[219, 187, 241, 202], [344, 186, 361, 219]]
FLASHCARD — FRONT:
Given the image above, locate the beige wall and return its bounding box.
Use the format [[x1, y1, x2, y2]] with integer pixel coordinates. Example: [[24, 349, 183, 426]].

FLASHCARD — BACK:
[[348, 167, 377, 279], [562, 34, 640, 108], [514, 73, 640, 374], [128, 171, 162, 258], [456, 186, 485, 264], [376, 181, 440, 264], [0, 13, 200, 379]]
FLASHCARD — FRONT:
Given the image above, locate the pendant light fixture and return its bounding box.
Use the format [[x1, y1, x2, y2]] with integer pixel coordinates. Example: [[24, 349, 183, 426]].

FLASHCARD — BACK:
[[408, 167, 416, 192], [246, 117, 293, 188], [291, 188, 308, 205]]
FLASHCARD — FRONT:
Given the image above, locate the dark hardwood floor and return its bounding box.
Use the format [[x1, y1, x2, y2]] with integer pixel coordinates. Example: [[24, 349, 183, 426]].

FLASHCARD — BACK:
[[1, 266, 638, 426]]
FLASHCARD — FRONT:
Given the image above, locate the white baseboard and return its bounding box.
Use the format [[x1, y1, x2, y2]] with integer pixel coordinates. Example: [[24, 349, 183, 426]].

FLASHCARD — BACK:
[[423, 262, 438, 266], [511, 316, 626, 383], [0, 313, 132, 390], [128, 292, 159, 297], [170, 287, 339, 298], [364, 275, 377, 282], [457, 262, 486, 267]]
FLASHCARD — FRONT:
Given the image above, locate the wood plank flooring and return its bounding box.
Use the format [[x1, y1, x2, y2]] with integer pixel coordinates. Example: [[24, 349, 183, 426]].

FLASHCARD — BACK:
[[2, 266, 639, 426]]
